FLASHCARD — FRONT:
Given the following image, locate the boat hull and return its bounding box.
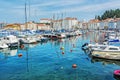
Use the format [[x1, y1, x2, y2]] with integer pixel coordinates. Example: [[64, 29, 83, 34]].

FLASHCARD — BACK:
[[92, 51, 120, 60]]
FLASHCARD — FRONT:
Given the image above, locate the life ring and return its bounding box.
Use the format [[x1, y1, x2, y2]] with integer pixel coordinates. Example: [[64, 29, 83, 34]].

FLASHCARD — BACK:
[[114, 70, 120, 78]]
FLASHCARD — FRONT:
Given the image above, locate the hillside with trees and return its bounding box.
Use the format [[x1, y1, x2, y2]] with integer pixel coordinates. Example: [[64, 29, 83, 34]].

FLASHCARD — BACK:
[[95, 9, 120, 20]]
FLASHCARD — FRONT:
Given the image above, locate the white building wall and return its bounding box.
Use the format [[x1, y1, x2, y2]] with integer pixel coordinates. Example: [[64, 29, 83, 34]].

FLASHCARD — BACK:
[[116, 20, 120, 30], [100, 21, 109, 29], [27, 23, 37, 30], [108, 21, 117, 29], [53, 21, 61, 31], [40, 20, 51, 24], [65, 19, 78, 30], [20, 24, 26, 30], [53, 18, 78, 31], [20, 23, 37, 30], [78, 22, 83, 29]]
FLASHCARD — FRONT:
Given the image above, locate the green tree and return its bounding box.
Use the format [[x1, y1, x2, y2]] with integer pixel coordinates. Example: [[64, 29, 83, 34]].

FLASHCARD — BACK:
[[95, 9, 120, 20]]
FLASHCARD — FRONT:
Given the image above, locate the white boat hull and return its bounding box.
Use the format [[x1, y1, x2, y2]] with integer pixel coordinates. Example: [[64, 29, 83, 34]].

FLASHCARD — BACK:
[[92, 51, 120, 60]]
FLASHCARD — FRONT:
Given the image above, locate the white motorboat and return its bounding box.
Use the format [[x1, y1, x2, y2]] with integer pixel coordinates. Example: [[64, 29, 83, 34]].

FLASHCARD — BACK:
[[91, 45, 120, 60], [56, 33, 66, 39], [2, 35, 18, 47], [19, 35, 37, 44], [82, 43, 107, 51], [0, 42, 8, 49]]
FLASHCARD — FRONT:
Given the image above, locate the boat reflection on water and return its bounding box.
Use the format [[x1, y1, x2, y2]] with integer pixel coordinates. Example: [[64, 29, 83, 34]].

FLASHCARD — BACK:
[[91, 57, 120, 66], [0, 48, 18, 60], [0, 48, 17, 56], [19, 43, 39, 50]]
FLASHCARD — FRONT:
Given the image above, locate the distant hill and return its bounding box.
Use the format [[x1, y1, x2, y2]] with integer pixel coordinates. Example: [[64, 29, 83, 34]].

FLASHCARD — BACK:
[[95, 9, 120, 20]]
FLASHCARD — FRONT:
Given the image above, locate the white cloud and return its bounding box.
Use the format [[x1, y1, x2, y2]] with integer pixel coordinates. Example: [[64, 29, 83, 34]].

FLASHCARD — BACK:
[[48, 0, 120, 13], [32, 0, 85, 7], [0, 0, 120, 23]]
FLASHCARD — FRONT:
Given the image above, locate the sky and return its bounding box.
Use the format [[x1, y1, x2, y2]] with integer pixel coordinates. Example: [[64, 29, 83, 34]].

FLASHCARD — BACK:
[[0, 0, 120, 23]]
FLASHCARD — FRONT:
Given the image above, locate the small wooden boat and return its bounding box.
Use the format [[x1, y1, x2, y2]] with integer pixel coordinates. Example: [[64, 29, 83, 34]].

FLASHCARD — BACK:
[[19, 35, 37, 44]]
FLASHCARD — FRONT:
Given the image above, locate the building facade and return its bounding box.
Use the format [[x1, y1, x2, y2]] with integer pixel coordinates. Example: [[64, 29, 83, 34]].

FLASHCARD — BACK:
[[87, 19, 100, 30]]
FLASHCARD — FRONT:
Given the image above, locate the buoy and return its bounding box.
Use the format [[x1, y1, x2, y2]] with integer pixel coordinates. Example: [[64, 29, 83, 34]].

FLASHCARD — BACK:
[[60, 47, 64, 50], [33, 42, 37, 44], [18, 54, 23, 57], [113, 70, 120, 78], [20, 44, 24, 49], [72, 64, 77, 69], [62, 51, 64, 54]]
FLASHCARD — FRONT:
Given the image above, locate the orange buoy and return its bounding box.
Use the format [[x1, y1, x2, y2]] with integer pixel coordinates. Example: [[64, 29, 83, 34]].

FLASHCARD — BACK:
[[62, 51, 64, 54], [33, 42, 37, 44], [20, 44, 24, 49], [72, 64, 77, 68], [18, 54, 23, 57]]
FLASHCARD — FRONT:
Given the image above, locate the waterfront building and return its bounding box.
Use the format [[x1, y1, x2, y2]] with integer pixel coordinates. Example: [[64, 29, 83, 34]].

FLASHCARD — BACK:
[[108, 20, 117, 30], [20, 24, 26, 30], [40, 18, 51, 24], [37, 23, 51, 30], [52, 17, 78, 31], [87, 19, 100, 30], [27, 21, 37, 30], [100, 18, 113, 30], [63, 17, 78, 31], [78, 21, 83, 29], [116, 18, 120, 30], [82, 22, 88, 30], [53, 19, 63, 31], [4, 23, 20, 30], [20, 21, 37, 30]]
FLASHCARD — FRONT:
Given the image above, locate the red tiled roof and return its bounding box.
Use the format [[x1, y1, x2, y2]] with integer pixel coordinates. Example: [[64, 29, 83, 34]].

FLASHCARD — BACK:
[[89, 19, 100, 23], [65, 17, 77, 20]]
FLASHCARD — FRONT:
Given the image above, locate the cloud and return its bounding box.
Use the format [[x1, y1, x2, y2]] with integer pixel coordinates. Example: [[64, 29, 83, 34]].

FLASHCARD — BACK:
[[32, 0, 85, 7], [0, 0, 120, 23], [48, 0, 120, 13]]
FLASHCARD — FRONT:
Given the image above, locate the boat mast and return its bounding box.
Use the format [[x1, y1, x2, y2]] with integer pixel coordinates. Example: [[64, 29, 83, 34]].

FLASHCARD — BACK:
[[25, 0, 29, 72], [25, 0, 28, 30]]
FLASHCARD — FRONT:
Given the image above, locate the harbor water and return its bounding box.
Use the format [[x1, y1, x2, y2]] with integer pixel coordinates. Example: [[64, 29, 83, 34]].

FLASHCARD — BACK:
[[0, 32, 120, 80]]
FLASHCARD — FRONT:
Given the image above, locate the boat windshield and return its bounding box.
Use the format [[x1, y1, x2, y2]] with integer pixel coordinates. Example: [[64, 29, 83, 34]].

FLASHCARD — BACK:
[[109, 48, 118, 50]]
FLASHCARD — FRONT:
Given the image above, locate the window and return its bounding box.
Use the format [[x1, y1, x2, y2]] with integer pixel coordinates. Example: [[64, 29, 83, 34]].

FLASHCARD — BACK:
[[109, 48, 118, 50]]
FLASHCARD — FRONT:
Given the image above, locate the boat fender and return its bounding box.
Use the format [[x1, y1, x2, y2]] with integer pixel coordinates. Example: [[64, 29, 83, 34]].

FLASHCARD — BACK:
[[114, 70, 120, 79]]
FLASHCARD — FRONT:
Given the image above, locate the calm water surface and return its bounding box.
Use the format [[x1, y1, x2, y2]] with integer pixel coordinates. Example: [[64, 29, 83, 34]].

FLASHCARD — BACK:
[[0, 32, 120, 80]]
